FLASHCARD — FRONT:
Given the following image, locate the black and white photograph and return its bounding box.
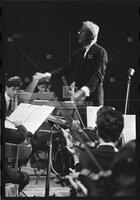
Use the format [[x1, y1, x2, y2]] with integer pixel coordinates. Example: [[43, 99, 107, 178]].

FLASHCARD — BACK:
[[1, 0, 139, 197]]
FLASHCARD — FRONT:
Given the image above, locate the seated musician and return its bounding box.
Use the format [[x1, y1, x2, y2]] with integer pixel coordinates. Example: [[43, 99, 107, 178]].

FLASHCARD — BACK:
[[5, 121, 30, 195], [83, 139, 136, 196], [5, 76, 23, 116], [36, 77, 51, 93], [59, 107, 123, 196], [71, 107, 123, 195], [106, 139, 136, 196], [79, 107, 124, 172], [65, 106, 123, 174]]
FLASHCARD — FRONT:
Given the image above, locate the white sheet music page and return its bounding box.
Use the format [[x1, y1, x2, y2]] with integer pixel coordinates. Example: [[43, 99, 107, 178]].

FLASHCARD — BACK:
[[86, 106, 102, 128], [7, 103, 32, 123], [5, 103, 55, 134], [5, 120, 17, 130], [23, 105, 55, 133], [122, 115, 136, 143]]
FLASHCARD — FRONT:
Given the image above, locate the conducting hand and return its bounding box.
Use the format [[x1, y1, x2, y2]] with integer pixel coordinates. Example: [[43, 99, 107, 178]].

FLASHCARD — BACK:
[[72, 89, 86, 104], [33, 72, 51, 82], [33, 72, 45, 80]]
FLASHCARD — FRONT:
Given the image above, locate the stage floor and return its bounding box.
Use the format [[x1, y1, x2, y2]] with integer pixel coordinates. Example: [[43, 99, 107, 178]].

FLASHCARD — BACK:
[[21, 165, 70, 197]]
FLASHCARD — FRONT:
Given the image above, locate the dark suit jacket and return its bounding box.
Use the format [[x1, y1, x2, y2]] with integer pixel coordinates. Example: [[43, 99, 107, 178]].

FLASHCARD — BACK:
[[4, 126, 30, 188], [77, 145, 117, 196], [51, 43, 108, 105], [79, 145, 117, 173], [5, 125, 27, 144]]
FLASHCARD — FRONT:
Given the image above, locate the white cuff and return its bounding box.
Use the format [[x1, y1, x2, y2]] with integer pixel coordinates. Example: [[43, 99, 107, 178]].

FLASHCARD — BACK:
[[44, 72, 51, 78], [81, 86, 90, 97]]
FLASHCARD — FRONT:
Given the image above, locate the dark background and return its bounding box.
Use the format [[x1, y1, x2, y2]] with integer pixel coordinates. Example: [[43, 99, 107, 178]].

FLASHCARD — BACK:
[[3, 1, 140, 114]]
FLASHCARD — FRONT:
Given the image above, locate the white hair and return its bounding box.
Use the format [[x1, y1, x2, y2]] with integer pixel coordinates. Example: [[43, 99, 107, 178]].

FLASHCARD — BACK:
[[83, 21, 99, 41]]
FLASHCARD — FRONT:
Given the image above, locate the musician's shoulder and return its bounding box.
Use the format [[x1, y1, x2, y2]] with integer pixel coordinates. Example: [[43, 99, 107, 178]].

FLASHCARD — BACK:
[[93, 43, 106, 51]]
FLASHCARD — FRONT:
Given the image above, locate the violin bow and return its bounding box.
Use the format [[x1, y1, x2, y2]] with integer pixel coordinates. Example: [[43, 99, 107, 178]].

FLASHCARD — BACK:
[[62, 79, 86, 129]]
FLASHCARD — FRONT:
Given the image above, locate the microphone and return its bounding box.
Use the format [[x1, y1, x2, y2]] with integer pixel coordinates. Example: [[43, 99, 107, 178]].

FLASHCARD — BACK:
[[128, 68, 135, 78]]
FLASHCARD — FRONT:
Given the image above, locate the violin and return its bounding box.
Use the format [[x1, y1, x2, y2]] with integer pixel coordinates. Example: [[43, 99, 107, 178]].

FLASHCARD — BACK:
[[83, 127, 99, 144], [56, 168, 112, 197]]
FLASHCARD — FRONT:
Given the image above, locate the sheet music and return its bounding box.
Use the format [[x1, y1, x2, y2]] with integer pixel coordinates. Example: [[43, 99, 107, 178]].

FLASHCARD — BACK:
[[7, 103, 33, 123], [87, 106, 115, 128], [5, 120, 17, 130], [22, 105, 55, 133], [86, 106, 102, 128], [122, 115, 136, 143], [5, 103, 55, 134]]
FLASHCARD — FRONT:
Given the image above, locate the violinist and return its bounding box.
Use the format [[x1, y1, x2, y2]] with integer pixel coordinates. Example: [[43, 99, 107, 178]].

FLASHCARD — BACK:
[[5, 76, 23, 116], [109, 139, 136, 196], [58, 107, 124, 196], [81, 139, 136, 196], [71, 107, 123, 196], [4, 121, 30, 195], [79, 107, 124, 173]]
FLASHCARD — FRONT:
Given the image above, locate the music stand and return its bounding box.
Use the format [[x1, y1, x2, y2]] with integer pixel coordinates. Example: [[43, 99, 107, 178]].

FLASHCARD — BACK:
[[44, 116, 69, 197], [33, 100, 82, 122], [19, 92, 56, 103], [44, 123, 53, 197]]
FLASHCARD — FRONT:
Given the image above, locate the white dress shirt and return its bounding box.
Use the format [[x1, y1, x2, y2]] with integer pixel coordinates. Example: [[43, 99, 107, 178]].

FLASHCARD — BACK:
[[4, 92, 18, 112], [97, 142, 119, 152], [5, 92, 13, 111], [84, 39, 96, 58]]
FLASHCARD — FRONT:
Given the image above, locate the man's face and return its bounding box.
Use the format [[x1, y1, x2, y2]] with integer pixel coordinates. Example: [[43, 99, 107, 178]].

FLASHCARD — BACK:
[[37, 84, 48, 93], [6, 86, 20, 98], [78, 26, 93, 46]]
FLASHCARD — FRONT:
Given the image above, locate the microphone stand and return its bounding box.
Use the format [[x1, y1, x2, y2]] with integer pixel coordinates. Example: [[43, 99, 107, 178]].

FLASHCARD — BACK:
[[122, 74, 132, 146], [124, 75, 131, 115]]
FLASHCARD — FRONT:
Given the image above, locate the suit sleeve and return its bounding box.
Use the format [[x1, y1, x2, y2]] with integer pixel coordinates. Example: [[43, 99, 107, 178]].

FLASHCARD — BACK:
[[50, 65, 71, 80], [87, 48, 108, 93], [5, 125, 27, 144], [50, 48, 81, 80]]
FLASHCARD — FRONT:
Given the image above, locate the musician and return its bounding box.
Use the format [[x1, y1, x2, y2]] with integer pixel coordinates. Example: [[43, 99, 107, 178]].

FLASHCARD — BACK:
[[62, 107, 123, 196], [5, 76, 23, 116], [33, 20, 108, 106], [5, 121, 30, 195], [110, 139, 136, 196], [36, 77, 51, 93], [79, 107, 124, 173], [5, 121, 28, 144], [87, 139, 136, 196]]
